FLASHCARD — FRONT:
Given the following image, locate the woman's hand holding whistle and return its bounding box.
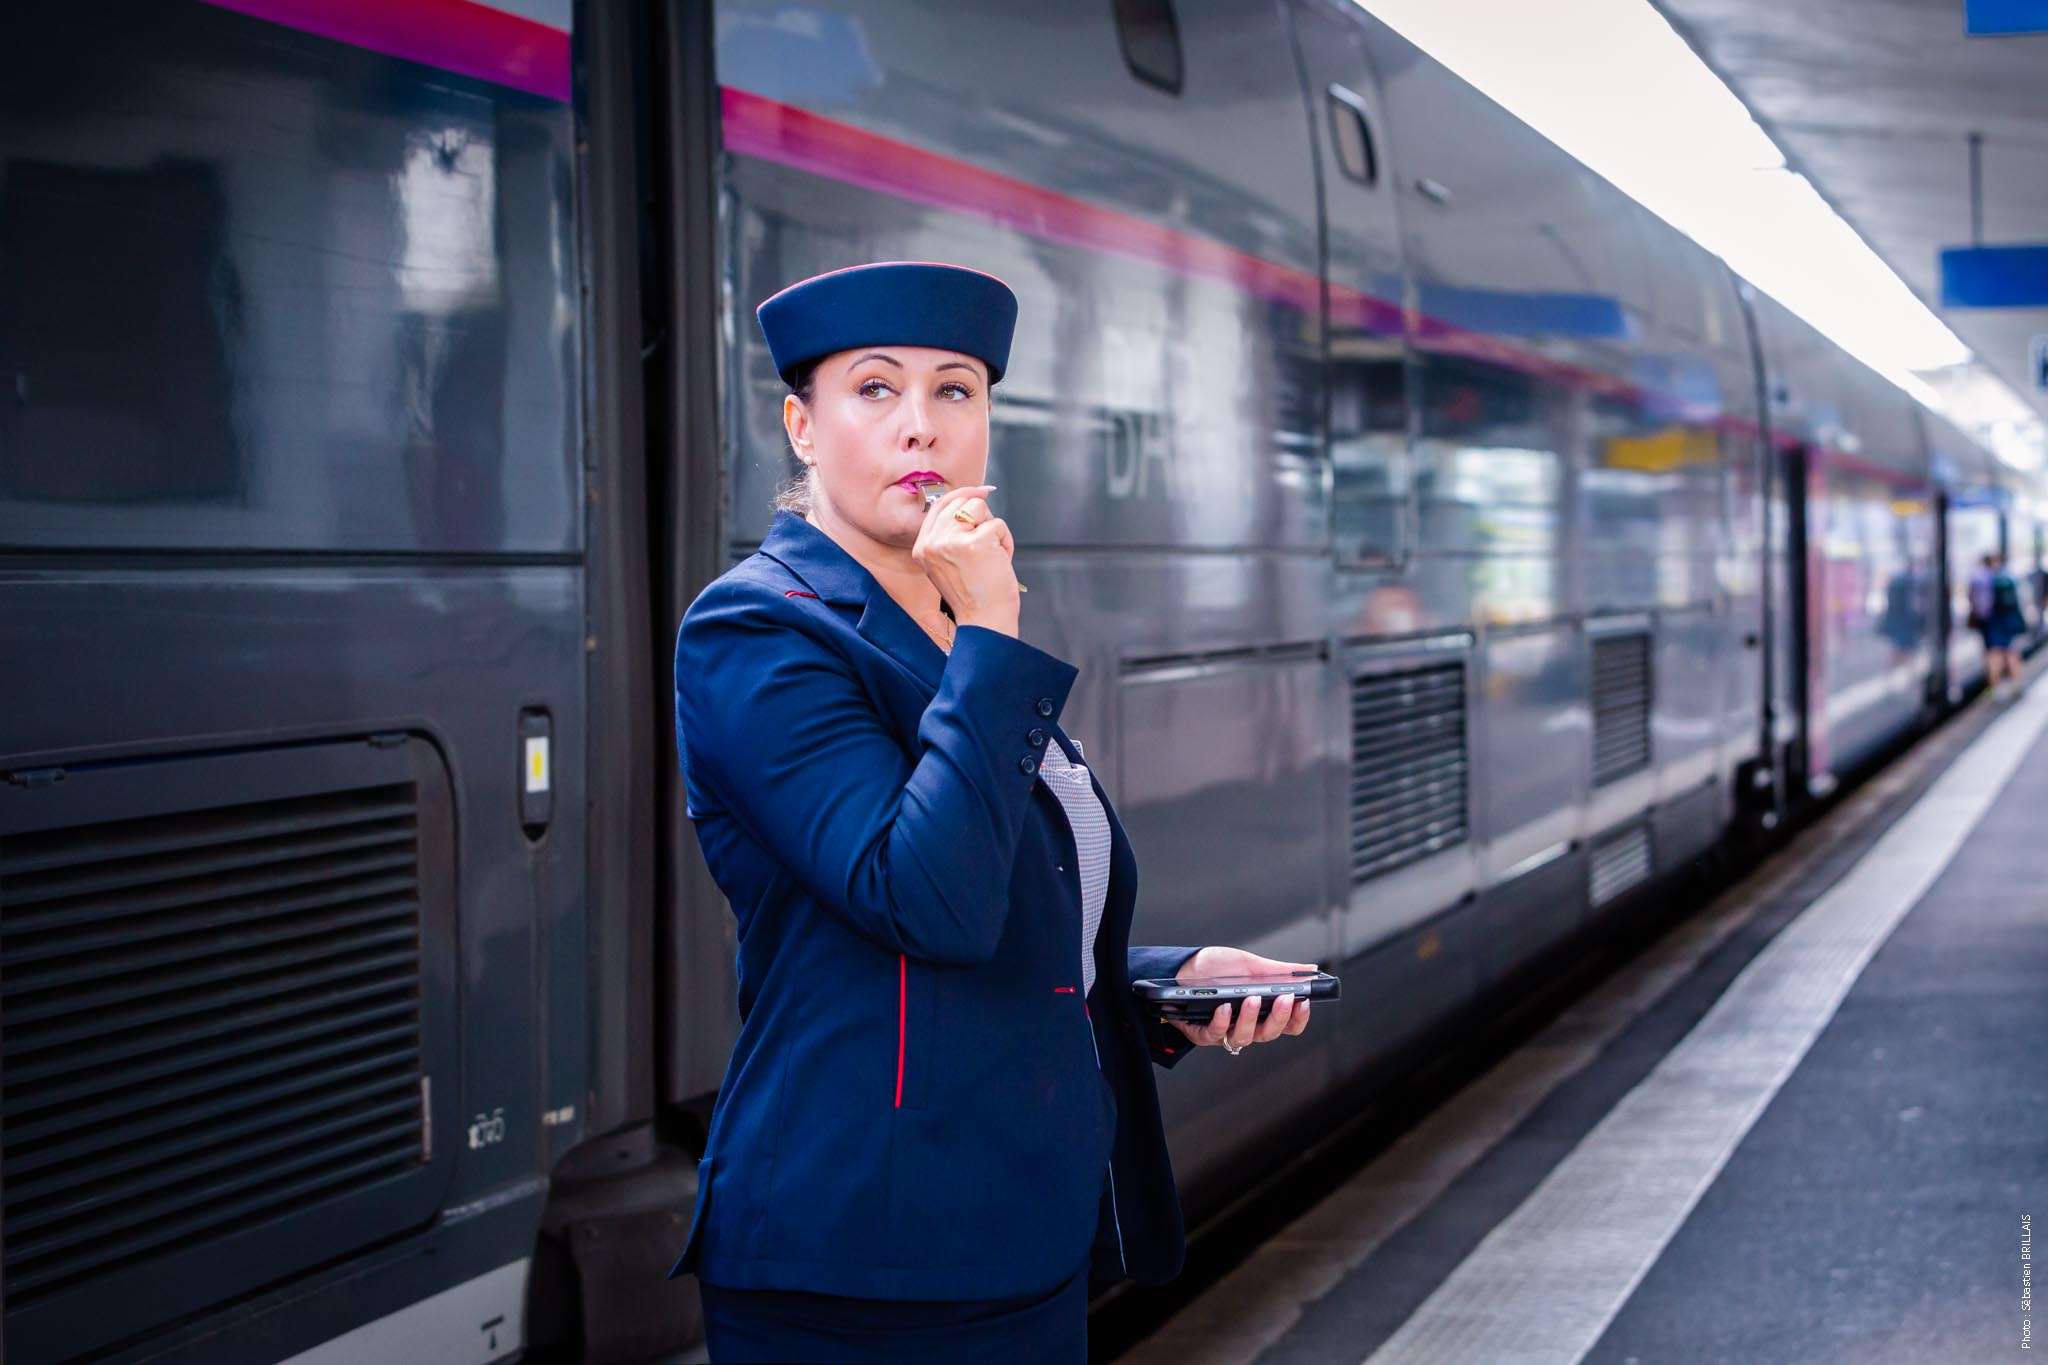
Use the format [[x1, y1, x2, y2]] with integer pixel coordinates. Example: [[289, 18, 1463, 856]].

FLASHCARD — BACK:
[[912, 482, 1020, 638]]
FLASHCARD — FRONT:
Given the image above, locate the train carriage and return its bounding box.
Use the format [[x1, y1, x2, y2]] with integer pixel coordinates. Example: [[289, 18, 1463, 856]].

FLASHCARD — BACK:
[[0, 1, 2035, 1360]]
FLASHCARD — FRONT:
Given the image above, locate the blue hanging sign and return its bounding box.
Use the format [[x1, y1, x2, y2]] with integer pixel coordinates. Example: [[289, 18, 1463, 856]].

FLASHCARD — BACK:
[[1965, 0, 2048, 33], [1415, 282, 1629, 339], [1939, 246, 2048, 307], [1948, 484, 2012, 510]]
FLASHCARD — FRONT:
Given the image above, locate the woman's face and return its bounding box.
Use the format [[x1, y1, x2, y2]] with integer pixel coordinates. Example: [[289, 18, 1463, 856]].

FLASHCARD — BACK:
[[785, 345, 990, 549]]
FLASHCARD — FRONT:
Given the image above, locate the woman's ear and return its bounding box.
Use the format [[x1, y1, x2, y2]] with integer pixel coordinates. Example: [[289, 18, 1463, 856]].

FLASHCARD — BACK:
[[783, 392, 813, 465]]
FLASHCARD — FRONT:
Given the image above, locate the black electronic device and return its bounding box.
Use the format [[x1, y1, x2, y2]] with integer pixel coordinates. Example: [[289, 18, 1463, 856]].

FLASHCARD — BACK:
[[1130, 969, 1340, 1021]]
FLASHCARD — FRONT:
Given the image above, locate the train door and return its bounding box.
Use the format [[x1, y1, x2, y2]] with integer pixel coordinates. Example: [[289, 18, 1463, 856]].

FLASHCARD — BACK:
[[2035, 521, 2047, 641], [1937, 486, 1963, 702], [1783, 443, 1819, 797], [1291, 2, 1482, 1071], [1733, 284, 1788, 827], [530, 3, 726, 1356], [1290, 0, 1412, 572], [1936, 487, 1957, 701], [579, 0, 740, 1122], [639, 0, 739, 1118]]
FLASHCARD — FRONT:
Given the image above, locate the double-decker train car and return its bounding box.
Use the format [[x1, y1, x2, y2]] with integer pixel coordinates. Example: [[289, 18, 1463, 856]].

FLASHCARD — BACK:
[[1, 1, 2038, 1360]]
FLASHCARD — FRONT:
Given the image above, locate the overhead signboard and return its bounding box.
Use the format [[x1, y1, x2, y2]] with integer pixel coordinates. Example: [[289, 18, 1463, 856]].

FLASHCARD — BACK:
[[1965, 0, 2048, 34], [1940, 246, 2048, 307]]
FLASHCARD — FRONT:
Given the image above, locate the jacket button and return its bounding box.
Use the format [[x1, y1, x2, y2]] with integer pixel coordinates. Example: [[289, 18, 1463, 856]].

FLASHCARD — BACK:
[[1035, 698, 1055, 717], [1028, 727, 1047, 746], [1019, 755, 1038, 775]]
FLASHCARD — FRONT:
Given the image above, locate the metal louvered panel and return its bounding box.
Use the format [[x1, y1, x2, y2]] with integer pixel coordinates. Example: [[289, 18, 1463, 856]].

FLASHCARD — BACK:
[[0, 738, 456, 1355], [1349, 662, 1468, 883], [1589, 822, 1653, 907], [1591, 632, 1652, 786]]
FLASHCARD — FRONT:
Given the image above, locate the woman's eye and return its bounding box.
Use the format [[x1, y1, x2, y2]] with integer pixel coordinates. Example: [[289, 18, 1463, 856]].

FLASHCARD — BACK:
[[939, 382, 973, 400], [858, 379, 891, 398]]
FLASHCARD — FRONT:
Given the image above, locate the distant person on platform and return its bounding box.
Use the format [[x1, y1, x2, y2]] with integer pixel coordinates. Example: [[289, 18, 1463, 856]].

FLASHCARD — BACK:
[[1969, 552, 2027, 701]]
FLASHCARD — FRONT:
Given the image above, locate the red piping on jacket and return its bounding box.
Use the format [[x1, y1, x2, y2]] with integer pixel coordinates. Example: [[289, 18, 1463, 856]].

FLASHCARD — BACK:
[[895, 953, 907, 1109], [785, 589, 819, 599]]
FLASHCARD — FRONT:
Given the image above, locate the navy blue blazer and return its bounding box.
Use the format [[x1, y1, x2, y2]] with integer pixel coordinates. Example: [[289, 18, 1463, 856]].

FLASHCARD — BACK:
[[666, 508, 1200, 1300]]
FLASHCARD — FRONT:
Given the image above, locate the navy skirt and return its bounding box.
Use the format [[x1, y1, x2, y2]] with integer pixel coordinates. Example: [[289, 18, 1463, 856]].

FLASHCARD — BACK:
[[697, 1256, 1090, 1363]]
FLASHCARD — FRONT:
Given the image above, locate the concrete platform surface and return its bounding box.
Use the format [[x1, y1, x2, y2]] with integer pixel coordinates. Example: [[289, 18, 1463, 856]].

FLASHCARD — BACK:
[[1120, 676, 2048, 1365]]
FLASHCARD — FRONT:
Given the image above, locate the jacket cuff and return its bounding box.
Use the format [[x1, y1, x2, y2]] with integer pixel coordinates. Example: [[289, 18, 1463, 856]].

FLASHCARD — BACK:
[[1129, 945, 1202, 1069], [938, 625, 1081, 767]]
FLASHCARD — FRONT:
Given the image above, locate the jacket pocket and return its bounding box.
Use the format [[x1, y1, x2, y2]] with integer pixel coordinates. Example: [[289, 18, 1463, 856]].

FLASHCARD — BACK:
[[665, 1154, 715, 1279], [894, 955, 938, 1111]]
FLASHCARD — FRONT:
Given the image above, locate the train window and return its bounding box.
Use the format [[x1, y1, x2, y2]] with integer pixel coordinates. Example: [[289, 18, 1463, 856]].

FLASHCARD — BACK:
[[1327, 84, 1378, 186], [1112, 0, 1183, 95]]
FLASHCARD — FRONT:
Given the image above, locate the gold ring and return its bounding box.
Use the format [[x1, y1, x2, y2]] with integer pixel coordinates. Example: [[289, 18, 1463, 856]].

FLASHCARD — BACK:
[[951, 507, 976, 525]]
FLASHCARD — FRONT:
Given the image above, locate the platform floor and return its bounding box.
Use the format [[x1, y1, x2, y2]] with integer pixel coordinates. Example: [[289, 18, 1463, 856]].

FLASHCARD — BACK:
[[1120, 671, 2048, 1365]]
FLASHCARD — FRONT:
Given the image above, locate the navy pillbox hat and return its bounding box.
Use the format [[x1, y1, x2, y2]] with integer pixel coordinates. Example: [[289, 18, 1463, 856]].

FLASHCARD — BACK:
[[755, 260, 1019, 386]]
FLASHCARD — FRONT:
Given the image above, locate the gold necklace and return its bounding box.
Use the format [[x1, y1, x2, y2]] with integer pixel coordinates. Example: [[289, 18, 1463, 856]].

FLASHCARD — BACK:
[[915, 598, 956, 653]]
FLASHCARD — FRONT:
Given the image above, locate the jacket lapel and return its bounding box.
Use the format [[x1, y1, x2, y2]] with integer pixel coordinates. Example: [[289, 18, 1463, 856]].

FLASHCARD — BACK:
[[856, 593, 947, 694], [755, 508, 946, 693]]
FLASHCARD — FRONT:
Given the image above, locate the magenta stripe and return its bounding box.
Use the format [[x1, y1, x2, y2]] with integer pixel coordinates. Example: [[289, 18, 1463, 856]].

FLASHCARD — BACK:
[[723, 86, 1662, 404], [722, 86, 1332, 323], [721, 85, 1945, 484], [201, 0, 569, 102]]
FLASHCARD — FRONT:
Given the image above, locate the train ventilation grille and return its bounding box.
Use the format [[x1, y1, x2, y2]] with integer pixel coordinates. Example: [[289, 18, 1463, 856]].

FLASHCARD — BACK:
[[1591, 632, 1652, 786], [1349, 661, 1469, 883], [0, 780, 429, 1309], [1589, 822, 1653, 907]]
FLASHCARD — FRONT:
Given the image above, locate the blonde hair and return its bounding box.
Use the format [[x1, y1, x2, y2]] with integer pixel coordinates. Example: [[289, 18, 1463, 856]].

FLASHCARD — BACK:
[[772, 468, 818, 517], [773, 358, 821, 517]]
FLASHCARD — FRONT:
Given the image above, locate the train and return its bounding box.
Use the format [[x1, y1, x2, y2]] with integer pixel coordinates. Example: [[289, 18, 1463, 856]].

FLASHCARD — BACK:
[[1, 0, 2039, 1360]]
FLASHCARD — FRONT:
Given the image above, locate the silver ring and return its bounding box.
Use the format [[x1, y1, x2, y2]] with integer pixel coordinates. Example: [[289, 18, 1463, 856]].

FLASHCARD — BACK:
[[1223, 1039, 1243, 1055]]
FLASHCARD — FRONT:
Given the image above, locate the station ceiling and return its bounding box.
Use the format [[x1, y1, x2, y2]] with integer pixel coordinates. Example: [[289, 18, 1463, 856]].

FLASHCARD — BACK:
[[1652, 0, 2048, 423]]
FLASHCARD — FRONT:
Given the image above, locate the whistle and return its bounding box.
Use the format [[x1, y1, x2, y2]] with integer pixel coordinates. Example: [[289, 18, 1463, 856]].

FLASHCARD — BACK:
[[921, 480, 1027, 592]]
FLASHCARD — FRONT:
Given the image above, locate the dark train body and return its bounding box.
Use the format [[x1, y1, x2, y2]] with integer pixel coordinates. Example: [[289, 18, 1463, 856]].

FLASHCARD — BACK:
[[0, 1, 2036, 1360]]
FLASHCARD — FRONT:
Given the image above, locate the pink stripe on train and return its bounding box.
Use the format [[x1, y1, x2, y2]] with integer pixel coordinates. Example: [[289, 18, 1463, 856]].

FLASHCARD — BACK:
[[200, 0, 569, 102]]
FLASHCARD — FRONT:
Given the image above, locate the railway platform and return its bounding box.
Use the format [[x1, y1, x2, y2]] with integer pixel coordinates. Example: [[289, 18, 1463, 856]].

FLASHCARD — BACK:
[[1118, 662, 2048, 1364]]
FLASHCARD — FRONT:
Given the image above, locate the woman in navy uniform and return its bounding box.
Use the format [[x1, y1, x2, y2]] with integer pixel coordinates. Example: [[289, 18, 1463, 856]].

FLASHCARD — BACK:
[[668, 261, 1314, 1362]]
